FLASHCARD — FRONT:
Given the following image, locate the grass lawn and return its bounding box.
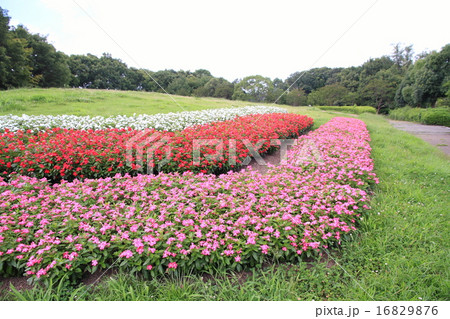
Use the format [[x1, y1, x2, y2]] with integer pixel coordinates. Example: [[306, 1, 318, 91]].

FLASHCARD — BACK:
[[0, 88, 280, 116], [0, 91, 448, 301]]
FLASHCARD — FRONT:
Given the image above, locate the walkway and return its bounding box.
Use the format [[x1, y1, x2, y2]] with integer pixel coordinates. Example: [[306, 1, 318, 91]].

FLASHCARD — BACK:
[[389, 120, 450, 156]]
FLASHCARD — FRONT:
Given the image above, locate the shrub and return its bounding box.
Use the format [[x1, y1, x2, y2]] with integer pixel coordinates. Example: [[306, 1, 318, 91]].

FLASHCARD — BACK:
[[422, 108, 450, 126], [317, 106, 376, 114], [389, 107, 450, 127]]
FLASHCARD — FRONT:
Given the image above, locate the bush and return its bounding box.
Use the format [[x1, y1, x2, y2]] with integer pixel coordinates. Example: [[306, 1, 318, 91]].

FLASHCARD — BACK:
[[422, 109, 450, 126], [388, 107, 450, 127], [316, 105, 376, 114]]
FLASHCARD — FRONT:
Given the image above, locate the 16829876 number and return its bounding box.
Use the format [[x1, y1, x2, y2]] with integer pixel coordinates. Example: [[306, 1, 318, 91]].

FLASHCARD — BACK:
[[376, 306, 438, 316]]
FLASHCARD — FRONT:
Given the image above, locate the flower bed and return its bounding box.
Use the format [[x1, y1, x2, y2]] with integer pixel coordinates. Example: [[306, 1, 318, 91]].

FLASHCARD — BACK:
[[0, 106, 287, 132], [0, 117, 378, 283], [0, 113, 313, 181]]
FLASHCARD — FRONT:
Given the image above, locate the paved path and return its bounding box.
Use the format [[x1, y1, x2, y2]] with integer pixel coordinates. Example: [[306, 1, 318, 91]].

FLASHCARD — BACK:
[[389, 120, 450, 156]]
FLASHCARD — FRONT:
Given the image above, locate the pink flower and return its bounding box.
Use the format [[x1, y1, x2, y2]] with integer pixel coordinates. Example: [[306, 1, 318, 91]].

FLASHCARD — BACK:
[[65, 264, 71, 270], [98, 241, 109, 250], [68, 252, 78, 261], [246, 236, 256, 245], [168, 262, 177, 269], [133, 238, 144, 248], [119, 250, 133, 258], [146, 265, 153, 270], [309, 242, 320, 249], [260, 244, 269, 254], [36, 268, 47, 278], [235, 255, 241, 262], [91, 260, 98, 266]]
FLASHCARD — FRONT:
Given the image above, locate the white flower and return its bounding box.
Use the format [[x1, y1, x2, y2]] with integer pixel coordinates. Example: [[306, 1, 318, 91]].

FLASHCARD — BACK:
[[0, 106, 287, 132]]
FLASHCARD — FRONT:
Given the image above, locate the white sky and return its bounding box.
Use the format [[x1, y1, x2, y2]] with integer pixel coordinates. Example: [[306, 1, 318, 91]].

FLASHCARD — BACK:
[[3, 0, 450, 81]]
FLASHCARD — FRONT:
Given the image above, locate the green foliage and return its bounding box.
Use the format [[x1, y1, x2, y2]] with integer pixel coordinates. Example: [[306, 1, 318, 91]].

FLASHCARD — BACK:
[[13, 25, 71, 87], [337, 66, 362, 92], [391, 43, 414, 70], [395, 45, 450, 108], [317, 105, 376, 114], [388, 106, 450, 127], [358, 68, 403, 113], [193, 77, 233, 99], [0, 7, 31, 89], [435, 81, 450, 107], [285, 88, 308, 106], [232, 75, 274, 102], [359, 56, 395, 81], [285, 67, 342, 94], [307, 84, 352, 106], [421, 108, 450, 126], [0, 7, 73, 89]]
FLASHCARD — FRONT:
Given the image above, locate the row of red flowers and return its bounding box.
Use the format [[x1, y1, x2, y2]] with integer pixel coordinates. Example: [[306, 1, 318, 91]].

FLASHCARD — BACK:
[[0, 113, 313, 182]]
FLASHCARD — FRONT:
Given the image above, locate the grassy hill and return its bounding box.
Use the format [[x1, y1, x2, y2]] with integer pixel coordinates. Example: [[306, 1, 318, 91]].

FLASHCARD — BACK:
[[0, 88, 285, 116]]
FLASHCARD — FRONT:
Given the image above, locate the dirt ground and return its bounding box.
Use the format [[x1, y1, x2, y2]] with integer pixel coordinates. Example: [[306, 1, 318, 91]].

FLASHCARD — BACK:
[[389, 120, 450, 156], [242, 148, 284, 174]]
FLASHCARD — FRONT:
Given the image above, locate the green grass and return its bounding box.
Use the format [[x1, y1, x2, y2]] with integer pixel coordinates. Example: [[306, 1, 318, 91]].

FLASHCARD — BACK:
[[0, 91, 448, 301], [0, 88, 280, 116]]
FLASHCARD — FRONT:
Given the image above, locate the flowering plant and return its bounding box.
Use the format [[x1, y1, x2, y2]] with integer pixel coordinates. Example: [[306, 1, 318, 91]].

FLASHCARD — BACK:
[[0, 106, 287, 132], [0, 113, 313, 181], [0, 117, 378, 283]]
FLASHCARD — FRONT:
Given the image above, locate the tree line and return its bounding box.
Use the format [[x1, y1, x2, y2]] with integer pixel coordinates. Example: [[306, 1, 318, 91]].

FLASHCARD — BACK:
[[1, 7, 449, 113]]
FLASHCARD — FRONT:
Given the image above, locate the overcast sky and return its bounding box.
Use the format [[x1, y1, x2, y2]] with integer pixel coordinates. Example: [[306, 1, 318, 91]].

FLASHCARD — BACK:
[[2, 0, 449, 81]]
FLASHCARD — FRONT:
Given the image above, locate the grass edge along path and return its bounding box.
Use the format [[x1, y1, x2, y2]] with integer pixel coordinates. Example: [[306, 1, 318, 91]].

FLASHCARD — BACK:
[[2, 112, 449, 301]]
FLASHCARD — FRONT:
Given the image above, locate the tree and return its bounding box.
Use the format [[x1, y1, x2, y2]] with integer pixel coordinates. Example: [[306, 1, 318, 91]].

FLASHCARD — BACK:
[[151, 70, 178, 92], [285, 88, 308, 106], [307, 84, 352, 106], [213, 78, 234, 99], [286, 67, 342, 93], [194, 77, 234, 99], [414, 44, 450, 106], [68, 54, 98, 88], [337, 66, 362, 92], [68, 53, 132, 90], [395, 44, 450, 107], [359, 69, 402, 113], [232, 75, 273, 102], [13, 25, 70, 87], [273, 77, 287, 90], [359, 56, 394, 82], [391, 43, 414, 70], [0, 7, 31, 89], [186, 70, 212, 93], [167, 76, 192, 96]]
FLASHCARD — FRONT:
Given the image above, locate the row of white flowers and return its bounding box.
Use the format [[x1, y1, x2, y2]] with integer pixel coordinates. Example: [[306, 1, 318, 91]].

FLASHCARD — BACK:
[[0, 106, 287, 132]]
